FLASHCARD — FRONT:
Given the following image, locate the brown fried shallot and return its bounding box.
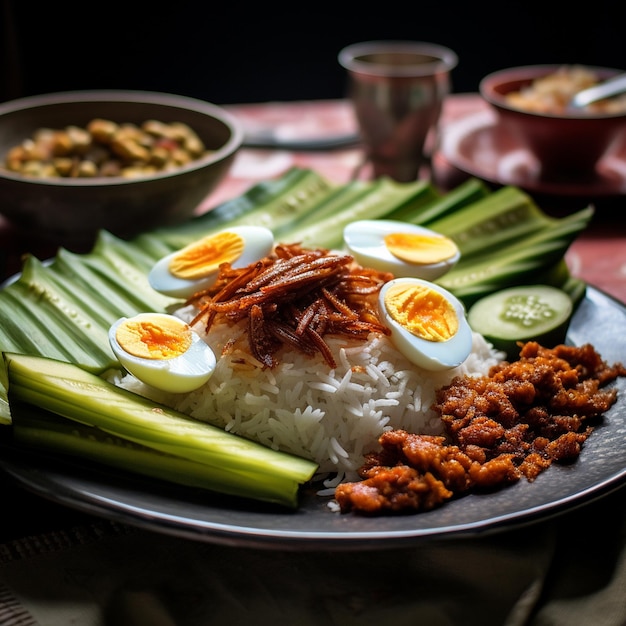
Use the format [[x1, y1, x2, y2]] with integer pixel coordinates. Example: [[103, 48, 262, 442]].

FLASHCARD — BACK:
[[186, 243, 393, 368]]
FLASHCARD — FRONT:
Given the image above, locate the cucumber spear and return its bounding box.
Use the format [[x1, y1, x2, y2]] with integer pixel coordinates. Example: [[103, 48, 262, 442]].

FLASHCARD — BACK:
[[4, 352, 318, 508]]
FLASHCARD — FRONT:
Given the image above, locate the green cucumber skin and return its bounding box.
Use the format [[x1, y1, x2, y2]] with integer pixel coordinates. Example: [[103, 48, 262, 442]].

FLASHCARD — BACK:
[[52, 248, 170, 317], [150, 168, 335, 250], [146, 166, 314, 246], [11, 405, 301, 506], [282, 177, 436, 250], [467, 285, 574, 359], [437, 206, 593, 307], [4, 276, 114, 372], [5, 352, 317, 478], [394, 177, 490, 225], [12, 257, 119, 370], [273, 179, 372, 236], [4, 352, 318, 507]]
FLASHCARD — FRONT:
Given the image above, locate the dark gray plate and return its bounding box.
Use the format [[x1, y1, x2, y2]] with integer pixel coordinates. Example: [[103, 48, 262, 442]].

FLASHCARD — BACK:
[[1, 286, 625, 551]]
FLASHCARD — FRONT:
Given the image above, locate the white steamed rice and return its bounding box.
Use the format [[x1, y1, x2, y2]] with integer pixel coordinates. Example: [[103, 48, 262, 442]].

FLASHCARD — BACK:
[[111, 303, 504, 486]]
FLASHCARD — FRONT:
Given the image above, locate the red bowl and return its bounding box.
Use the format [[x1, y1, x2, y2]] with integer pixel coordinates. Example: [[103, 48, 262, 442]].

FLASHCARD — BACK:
[[479, 65, 626, 180]]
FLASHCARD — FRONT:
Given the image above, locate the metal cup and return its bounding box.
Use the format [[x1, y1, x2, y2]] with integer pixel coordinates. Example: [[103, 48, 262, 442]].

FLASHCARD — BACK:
[[338, 40, 458, 182]]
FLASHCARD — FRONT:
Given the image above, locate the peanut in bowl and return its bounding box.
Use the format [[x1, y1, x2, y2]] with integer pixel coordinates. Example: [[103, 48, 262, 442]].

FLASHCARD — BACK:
[[0, 90, 243, 248], [479, 64, 626, 181]]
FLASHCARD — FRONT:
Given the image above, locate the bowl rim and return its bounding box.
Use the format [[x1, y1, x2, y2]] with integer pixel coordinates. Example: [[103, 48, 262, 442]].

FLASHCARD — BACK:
[[479, 64, 626, 120], [0, 89, 244, 187]]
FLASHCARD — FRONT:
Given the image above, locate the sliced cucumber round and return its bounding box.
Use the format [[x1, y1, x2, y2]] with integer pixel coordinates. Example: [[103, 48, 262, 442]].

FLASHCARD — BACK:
[[468, 285, 574, 359]]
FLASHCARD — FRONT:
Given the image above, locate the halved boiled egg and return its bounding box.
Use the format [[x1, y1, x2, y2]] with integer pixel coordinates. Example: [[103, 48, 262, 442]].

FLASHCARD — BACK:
[[109, 313, 216, 393], [344, 220, 460, 280], [149, 225, 275, 298], [378, 277, 472, 371]]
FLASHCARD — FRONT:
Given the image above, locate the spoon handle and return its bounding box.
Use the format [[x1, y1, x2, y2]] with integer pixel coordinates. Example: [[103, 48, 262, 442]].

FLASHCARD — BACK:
[[570, 73, 626, 109]]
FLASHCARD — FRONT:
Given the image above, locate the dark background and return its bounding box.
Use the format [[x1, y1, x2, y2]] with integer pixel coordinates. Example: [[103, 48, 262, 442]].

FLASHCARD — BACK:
[[2, 1, 625, 105]]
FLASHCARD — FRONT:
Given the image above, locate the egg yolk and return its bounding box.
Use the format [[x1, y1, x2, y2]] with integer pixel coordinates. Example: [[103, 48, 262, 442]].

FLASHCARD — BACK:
[[383, 232, 458, 265], [168, 231, 245, 279], [116, 317, 192, 359], [384, 282, 459, 342]]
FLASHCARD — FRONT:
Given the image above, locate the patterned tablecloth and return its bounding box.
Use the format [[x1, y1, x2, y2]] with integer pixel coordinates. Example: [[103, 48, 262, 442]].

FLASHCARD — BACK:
[[1, 97, 625, 626]]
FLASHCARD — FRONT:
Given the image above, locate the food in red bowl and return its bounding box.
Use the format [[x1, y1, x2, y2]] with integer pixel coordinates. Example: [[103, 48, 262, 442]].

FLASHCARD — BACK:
[[479, 65, 626, 180]]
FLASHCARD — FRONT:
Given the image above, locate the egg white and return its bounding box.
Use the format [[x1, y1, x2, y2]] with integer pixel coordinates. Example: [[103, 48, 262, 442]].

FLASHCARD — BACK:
[[378, 278, 473, 371], [109, 313, 216, 393], [148, 225, 275, 298], [344, 220, 460, 281]]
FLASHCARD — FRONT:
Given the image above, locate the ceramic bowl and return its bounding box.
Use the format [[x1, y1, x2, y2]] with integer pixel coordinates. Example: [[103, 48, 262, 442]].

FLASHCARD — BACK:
[[479, 65, 626, 180], [0, 90, 243, 248]]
